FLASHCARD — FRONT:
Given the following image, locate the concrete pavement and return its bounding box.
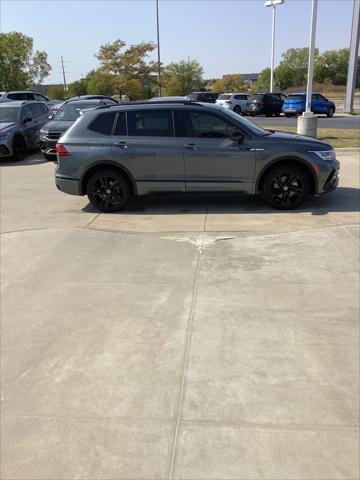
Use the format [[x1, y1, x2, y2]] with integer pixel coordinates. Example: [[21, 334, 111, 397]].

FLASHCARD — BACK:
[[1, 149, 359, 479]]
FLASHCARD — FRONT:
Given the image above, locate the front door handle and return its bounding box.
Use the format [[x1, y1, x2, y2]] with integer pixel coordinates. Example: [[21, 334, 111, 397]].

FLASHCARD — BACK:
[[184, 144, 198, 151], [114, 141, 128, 149]]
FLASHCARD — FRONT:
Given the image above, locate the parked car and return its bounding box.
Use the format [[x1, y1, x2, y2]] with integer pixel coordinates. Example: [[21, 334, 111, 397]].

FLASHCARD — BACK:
[[40, 99, 113, 160], [187, 92, 219, 103], [51, 95, 118, 115], [246, 93, 287, 116], [0, 90, 62, 112], [55, 100, 339, 211], [0, 101, 50, 161], [216, 93, 253, 115], [149, 96, 186, 102], [282, 93, 336, 117]]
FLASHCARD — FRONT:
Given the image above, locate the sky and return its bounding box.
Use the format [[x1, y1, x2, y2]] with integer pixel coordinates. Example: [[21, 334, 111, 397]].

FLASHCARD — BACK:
[[0, 0, 356, 84]]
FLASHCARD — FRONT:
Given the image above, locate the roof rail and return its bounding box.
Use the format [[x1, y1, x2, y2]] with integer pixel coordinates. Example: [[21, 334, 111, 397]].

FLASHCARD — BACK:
[[94, 100, 204, 111]]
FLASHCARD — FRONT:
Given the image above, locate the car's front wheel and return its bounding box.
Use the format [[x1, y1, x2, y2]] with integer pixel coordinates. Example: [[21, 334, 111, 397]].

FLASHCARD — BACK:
[[86, 169, 130, 212], [261, 165, 310, 210], [12, 136, 26, 161], [327, 107, 335, 117]]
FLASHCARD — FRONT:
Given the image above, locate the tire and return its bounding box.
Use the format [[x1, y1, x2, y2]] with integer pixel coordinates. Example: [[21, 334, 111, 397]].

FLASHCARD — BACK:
[[233, 105, 242, 115], [12, 136, 26, 161], [265, 111, 273, 117], [327, 107, 335, 117], [261, 164, 310, 210], [275, 113, 280, 117], [87, 169, 130, 212], [285, 114, 292, 118]]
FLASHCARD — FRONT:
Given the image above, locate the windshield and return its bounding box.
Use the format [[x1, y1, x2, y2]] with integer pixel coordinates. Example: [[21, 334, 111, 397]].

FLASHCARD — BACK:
[[54, 102, 100, 121], [0, 105, 20, 123], [218, 94, 231, 100], [211, 105, 268, 136]]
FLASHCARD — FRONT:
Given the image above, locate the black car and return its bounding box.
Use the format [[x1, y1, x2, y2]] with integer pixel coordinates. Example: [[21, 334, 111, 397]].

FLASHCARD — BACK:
[[39, 99, 113, 160], [246, 93, 287, 117], [187, 92, 219, 103]]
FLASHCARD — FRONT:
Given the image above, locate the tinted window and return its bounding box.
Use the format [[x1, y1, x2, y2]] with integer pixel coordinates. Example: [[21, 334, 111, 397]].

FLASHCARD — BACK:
[[188, 93, 200, 101], [114, 112, 127, 136], [55, 102, 100, 121], [175, 110, 237, 138], [30, 103, 43, 117], [21, 105, 33, 119], [251, 94, 264, 101], [127, 109, 173, 137], [34, 93, 48, 102], [39, 103, 49, 114], [218, 94, 232, 100], [201, 93, 217, 100], [234, 95, 247, 100], [8, 92, 34, 100], [89, 112, 116, 135]]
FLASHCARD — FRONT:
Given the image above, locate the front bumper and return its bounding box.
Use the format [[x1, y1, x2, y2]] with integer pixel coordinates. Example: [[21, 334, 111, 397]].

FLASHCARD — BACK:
[[0, 143, 11, 158], [314, 158, 340, 194]]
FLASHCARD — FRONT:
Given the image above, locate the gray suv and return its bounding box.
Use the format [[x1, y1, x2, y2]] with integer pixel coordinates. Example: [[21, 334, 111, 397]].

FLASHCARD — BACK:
[[55, 101, 340, 210], [0, 101, 50, 160]]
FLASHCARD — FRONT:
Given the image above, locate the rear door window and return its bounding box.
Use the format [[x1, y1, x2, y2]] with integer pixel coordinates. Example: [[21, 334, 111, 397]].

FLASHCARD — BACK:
[[21, 105, 33, 120], [89, 112, 117, 135], [127, 109, 174, 137], [8, 92, 34, 100]]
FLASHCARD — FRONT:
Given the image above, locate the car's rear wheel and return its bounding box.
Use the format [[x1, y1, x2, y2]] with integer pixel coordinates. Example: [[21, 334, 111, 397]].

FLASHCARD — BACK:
[[12, 136, 26, 161], [233, 105, 242, 115], [86, 169, 130, 212], [261, 165, 310, 210], [327, 107, 335, 117]]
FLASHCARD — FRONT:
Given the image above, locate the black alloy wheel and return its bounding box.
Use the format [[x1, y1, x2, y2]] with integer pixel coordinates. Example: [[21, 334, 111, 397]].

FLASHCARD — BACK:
[[327, 107, 335, 117], [233, 105, 242, 115], [13, 136, 26, 161], [87, 169, 130, 212], [261, 166, 310, 210]]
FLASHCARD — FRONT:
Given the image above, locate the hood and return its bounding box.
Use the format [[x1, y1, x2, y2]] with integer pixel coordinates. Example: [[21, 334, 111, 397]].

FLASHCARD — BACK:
[[266, 130, 332, 149], [0, 122, 17, 133], [42, 120, 74, 133]]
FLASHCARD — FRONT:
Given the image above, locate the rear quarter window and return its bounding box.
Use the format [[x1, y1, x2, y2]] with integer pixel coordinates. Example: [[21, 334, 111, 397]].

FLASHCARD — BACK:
[[88, 112, 117, 135]]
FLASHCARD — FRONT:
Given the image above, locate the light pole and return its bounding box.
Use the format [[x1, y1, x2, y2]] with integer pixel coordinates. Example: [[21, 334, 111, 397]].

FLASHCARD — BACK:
[[264, 0, 285, 93], [344, 0, 360, 114], [298, 0, 318, 137], [156, 0, 162, 97]]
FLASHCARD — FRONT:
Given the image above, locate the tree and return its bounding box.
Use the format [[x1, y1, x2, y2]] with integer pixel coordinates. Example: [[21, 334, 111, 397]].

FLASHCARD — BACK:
[[278, 47, 320, 87], [254, 68, 271, 91], [314, 48, 359, 86], [274, 63, 294, 90], [211, 74, 246, 92], [0, 32, 51, 90], [163, 59, 204, 95], [95, 39, 157, 97], [68, 78, 88, 97], [47, 85, 65, 100], [87, 70, 114, 96]]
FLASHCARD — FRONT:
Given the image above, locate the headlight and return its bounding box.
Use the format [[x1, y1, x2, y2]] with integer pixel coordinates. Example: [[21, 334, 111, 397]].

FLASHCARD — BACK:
[[310, 150, 336, 161]]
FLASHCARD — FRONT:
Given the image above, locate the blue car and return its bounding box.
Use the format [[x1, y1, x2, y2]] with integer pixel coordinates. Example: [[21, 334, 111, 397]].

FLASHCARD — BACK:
[[282, 93, 336, 117]]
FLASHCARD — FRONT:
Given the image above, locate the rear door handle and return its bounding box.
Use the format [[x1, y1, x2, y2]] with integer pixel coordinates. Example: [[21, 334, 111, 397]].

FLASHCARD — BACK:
[[114, 141, 128, 149], [184, 144, 198, 151]]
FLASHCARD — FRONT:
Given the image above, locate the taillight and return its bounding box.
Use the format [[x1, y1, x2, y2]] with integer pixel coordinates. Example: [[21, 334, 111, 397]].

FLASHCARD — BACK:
[[56, 143, 70, 156]]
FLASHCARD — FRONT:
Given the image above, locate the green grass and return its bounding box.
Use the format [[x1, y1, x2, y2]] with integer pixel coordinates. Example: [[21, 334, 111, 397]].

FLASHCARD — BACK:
[[262, 126, 360, 148]]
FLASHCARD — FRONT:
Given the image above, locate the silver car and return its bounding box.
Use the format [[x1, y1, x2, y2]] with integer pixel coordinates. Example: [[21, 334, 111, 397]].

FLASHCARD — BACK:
[[0, 101, 50, 160], [55, 101, 340, 211]]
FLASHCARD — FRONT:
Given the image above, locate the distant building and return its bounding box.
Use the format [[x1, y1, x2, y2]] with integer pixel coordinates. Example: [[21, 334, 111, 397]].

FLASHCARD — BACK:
[[242, 73, 259, 83]]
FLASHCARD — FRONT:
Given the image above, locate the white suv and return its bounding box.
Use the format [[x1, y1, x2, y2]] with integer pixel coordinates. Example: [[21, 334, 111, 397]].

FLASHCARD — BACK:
[[216, 93, 252, 115]]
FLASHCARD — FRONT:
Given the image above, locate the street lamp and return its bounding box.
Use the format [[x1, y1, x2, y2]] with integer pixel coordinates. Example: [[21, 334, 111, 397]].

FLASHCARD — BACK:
[[156, 0, 162, 97], [264, 0, 285, 93]]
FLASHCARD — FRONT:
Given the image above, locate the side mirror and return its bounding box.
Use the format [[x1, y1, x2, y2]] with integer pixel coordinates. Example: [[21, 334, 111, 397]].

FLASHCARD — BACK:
[[48, 114, 54, 120], [23, 117, 32, 124], [231, 130, 245, 143]]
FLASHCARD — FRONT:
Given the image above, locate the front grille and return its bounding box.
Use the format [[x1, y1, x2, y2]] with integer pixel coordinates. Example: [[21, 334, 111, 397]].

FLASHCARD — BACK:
[[47, 132, 62, 140], [0, 145, 10, 155]]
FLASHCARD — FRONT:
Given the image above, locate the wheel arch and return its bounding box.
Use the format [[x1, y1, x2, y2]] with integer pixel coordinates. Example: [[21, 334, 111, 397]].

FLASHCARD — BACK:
[[256, 157, 317, 195], [80, 161, 137, 196]]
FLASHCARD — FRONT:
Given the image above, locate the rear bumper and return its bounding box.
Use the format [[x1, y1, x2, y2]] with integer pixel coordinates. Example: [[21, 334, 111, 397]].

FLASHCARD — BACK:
[[40, 139, 57, 157], [55, 174, 81, 196]]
